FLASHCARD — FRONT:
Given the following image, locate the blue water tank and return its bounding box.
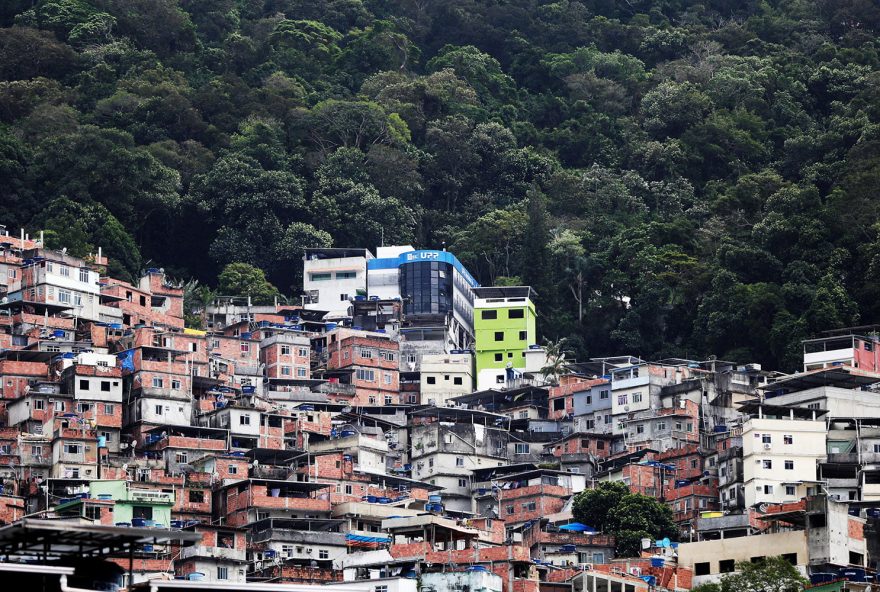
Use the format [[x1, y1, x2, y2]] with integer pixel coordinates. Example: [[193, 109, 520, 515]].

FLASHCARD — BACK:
[[187, 573, 206, 581]]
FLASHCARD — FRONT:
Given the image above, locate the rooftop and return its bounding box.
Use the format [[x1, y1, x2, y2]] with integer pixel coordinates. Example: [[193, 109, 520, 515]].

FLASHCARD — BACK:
[[472, 286, 536, 300]]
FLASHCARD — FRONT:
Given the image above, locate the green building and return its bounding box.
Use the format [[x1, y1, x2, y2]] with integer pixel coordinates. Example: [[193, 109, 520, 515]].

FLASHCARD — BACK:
[[472, 286, 537, 390], [56, 479, 173, 526]]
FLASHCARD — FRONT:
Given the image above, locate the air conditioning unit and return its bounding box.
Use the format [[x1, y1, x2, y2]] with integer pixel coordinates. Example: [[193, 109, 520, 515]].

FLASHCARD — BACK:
[[763, 443, 772, 450]]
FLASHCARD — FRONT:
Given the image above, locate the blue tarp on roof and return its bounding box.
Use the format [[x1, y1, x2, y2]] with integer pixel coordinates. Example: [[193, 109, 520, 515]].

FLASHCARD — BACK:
[[558, 522, 596, 533], [345, 533, 391, 544]]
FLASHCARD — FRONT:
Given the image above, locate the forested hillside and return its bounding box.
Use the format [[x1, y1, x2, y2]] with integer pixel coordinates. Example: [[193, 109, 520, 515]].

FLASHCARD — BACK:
[[2, 0, 880, 370]]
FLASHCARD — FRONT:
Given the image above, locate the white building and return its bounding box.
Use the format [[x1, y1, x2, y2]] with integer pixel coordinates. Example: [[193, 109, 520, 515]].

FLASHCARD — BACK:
[[741, 403, 827, 507], [365, 245, 414, 301], [419, 353, 474, 406], [303, 248, 373, 317]]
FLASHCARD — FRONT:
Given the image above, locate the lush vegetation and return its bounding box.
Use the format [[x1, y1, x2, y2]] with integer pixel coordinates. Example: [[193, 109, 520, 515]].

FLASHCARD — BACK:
[[572, 481, 676, 556], [3, 0, 880, 369]]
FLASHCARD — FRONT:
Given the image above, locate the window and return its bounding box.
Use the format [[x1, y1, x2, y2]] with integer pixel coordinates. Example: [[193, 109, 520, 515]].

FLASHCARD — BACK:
[[515, 443, 529, 455], [281, 366, 292, 376], [368, 396, 376, 404], [458, 478, 467, 487], [494, 353, 503, 362], [426, 376, 436, 385], [481, 310, 497, 320], [600, 390, 609, 400], [763, 485, 774, 494], [636, 425, 644, 434], [657, 422, 666, 431], [453, 377, 462, 385], [508, 309, 524, 319], [336, 271, 356, 279], [356, 369, 375, 382], [228, 465, 238, 475], [494, 331, 504, 341], [31, 445, 42, 457], [518, 331, 527, 341], [375, 586, 388, 592], [78, 403, 92, 413], [617, 394, 628, 405], [240, 415, 251, 425], [100, 431, 112, 443], [79, 379, 89, 391], [762, 434, 772, 444], [385, 395, 392, 405], [85, 505, 101, 520], [298, 347, 309, 357], [874, 444, 880, 453], [456, 457, 464, 467], [523, 501, 537, 511], [176, 452, 188, 463], [339, 293, 349, 301], [240, 342, 250, 354], [784, 434, 793, 445], [33, 399, 45, 410], [380, 351, 396, 362], [217, 567, 228, 580], [694, 563, 710, 576], [100, 380, 111, 392], [785, 485, 796, 496], [506, 505, 515, 515], [58, 265, 69, 277], [281, 345, 291, 355], [171, 379, 181, 390], [719, 559, 735, 573], [58, 289, 72, 304], [345, 484, 352, 495], [64, 444, 81, 454], [632, 392, 642, 403], [310, 273, 331, 281], [553, 399, 565, 411], [152, 377, 163, 388], [154, 405, 164, 416], [360, 349, 373, 359], [763, 460, 772, 469], [384, 373, 392, 385], [296, 367, 307, 377]]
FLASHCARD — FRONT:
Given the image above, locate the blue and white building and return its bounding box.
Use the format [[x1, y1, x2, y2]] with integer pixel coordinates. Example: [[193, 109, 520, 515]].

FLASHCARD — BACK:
[[367, 246, 479, 363]]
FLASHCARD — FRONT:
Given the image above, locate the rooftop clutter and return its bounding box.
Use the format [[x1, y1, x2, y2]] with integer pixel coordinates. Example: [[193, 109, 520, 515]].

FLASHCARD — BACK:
[[0, 232, 877, 591]]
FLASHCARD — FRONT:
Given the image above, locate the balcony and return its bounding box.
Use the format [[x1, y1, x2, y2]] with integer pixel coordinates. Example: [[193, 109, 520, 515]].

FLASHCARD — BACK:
[[826, 453, 858, 464]]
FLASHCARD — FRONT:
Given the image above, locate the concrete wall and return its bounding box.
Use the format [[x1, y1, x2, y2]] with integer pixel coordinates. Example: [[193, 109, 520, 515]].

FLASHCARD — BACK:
[[678, 530, 807, 584]]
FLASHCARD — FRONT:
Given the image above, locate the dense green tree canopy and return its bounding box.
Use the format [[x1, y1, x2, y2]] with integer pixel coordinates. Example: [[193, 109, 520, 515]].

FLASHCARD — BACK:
[[1, 0, 880, 365], [571, 482, 677, 557]]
